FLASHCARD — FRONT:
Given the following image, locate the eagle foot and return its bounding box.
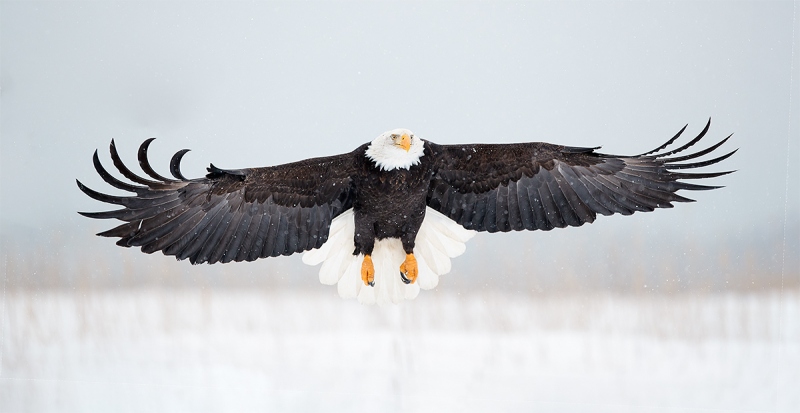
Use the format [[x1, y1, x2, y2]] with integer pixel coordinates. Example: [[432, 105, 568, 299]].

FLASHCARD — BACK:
[[361, 255, 375, 287], [400, 271, 410, 284], [399, 253, 418, 284]]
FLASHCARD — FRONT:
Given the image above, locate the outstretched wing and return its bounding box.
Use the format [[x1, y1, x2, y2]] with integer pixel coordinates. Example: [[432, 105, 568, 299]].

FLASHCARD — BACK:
[[426, 120, 735, 232], [78, 139, 358, 264]]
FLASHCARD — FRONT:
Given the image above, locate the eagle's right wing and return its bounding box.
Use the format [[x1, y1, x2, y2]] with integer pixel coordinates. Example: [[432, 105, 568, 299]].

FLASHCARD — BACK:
[[78, 139, 358, 264], [426, 120, 735, 232]]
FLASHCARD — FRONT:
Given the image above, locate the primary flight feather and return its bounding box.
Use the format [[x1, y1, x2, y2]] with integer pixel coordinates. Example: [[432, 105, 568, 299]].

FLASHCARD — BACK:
[[78, 120, 735, 304]]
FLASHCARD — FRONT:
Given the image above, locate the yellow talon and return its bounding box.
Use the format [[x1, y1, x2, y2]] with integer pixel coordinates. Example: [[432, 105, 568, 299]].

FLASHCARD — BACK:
[[399, 253, 418, 284], [361, 255, 375, 286]]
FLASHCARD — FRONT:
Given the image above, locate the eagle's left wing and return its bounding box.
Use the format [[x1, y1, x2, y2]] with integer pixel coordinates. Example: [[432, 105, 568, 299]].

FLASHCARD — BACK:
[[425, 120, 735, 232]]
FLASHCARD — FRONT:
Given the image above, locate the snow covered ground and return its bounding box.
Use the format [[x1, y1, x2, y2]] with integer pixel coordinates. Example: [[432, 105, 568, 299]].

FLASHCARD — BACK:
[[1, 289, 798, 412]]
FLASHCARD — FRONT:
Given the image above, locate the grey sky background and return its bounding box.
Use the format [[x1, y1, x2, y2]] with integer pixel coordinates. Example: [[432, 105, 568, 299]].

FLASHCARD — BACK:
[[1, 1, 797, 291]]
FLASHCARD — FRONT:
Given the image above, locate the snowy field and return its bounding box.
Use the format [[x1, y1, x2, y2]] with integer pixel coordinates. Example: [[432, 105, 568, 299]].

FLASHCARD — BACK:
[[1, 289, 798, 412]]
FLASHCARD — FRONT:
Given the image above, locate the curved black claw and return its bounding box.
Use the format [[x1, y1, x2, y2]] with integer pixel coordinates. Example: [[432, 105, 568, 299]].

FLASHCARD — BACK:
[[368, 280, 375, 287], [400, 271, 411, 284]]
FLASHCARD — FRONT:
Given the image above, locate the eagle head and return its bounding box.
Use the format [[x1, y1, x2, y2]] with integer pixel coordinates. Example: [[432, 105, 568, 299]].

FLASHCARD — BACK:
[[365, 128, 425, 171]]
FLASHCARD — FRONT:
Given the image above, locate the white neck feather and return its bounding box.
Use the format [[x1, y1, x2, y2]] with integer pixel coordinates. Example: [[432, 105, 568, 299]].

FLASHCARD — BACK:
[[364, 129, 425, 171]]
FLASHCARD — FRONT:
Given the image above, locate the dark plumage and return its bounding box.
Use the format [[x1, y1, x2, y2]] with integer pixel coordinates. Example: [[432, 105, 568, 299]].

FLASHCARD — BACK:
[[425, 121, 734, 232], [78, 120, 734, 275]]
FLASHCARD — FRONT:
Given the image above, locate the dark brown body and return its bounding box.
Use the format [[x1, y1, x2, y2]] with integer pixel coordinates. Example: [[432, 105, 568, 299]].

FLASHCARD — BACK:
[[351, 142, 436, 255]]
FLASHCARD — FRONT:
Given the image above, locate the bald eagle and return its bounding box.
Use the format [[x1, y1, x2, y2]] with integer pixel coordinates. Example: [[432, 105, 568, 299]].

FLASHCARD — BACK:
[[78, 120, 734, 304]]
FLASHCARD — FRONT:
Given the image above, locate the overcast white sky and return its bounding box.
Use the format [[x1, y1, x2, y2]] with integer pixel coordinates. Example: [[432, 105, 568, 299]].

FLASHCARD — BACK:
[[1, 1, 797, 288]]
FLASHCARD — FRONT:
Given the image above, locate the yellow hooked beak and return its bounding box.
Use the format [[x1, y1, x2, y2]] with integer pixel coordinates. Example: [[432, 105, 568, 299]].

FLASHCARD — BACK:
[[397, 133, 411, 152]]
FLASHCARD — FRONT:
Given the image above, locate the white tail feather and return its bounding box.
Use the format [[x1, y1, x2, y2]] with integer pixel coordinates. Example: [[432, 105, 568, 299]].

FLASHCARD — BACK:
[[302, 207, 476, 305]]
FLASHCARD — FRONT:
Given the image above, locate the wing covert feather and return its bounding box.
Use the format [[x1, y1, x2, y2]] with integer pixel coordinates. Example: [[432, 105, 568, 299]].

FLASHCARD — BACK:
[[78, 140, 359, 264], [426, 120, 734, 232]]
